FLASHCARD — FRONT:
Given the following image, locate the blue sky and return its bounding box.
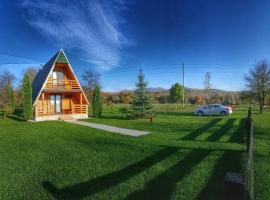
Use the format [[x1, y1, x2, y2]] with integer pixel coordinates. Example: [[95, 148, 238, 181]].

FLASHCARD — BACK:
[[1, 0, 270, 91]]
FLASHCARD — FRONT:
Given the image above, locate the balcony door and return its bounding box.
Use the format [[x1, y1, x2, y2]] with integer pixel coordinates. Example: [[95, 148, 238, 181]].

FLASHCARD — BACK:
[[50, 95, 62, 114]]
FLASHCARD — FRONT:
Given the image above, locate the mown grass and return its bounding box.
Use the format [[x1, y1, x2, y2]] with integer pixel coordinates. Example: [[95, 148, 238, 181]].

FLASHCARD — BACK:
[[0, 105, 268, 199]]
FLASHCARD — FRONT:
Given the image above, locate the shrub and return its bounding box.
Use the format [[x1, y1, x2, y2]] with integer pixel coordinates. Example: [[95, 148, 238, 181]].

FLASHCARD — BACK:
[[7, 86, 15, 114]]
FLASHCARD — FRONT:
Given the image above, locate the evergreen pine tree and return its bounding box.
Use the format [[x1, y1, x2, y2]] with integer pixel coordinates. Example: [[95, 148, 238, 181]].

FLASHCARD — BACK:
[[7, 86, 15, 114], [129, 70, 153, 119], [22, 74, 32, 120], [92, 85, 102, 117]]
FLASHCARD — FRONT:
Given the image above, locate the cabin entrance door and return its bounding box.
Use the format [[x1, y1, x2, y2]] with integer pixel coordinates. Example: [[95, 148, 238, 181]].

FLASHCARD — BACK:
[[50, 95, 62, 114]]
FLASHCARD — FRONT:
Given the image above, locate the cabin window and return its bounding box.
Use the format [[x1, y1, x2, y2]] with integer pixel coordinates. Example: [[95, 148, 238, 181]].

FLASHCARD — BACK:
[[50, 95, 55, 106], [52, 71, 64, 84]]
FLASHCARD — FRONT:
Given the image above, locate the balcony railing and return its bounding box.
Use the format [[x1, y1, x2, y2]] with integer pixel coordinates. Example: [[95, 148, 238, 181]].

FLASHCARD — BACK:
[[35, 103, 88, 117], [72, 104, 88, 114], [45, 80, 80, 90]]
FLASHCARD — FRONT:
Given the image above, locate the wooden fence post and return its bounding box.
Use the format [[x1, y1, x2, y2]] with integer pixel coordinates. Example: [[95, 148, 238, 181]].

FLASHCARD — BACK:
[[224, 172, 245, 200], [224, 107, 253, 200], [246, 107, 252, 152]]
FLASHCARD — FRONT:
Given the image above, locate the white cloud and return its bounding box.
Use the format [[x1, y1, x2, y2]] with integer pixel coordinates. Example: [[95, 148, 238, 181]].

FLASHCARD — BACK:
[[20, 0, 134, 70]]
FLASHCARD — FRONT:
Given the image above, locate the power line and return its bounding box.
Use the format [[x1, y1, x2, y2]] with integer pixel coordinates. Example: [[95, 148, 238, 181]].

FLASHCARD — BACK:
[[0, 62, 44, 65], [0, 51, 45, 62]]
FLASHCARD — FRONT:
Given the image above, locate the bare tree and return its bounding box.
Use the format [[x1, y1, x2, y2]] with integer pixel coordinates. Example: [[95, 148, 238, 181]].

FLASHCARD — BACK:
[[23, 67, 38, 82], [203, 72, 212, 117], [81, 70, 101, 95], [245, 59, 270, 113], [0, 70, 15, 89]]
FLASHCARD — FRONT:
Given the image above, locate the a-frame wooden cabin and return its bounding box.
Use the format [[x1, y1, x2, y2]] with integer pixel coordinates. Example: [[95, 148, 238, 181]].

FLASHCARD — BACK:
[[32, 49, 89, 121]]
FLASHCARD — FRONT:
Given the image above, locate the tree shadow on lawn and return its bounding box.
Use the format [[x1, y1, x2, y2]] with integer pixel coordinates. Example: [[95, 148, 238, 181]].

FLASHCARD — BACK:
[[228, 118, 245, 143], [126, 118, 246, 200], [42, 147, 179, 200], [206, 119, 236, 142], [155, 111, 194, 117], [1, 108, 25, 121], [125, 149, 212, 200], [90, 115, 125, 120], [196, 150, 245, 200], [180, 118, 222, 141], [7, 114, 25, 122], [197, 119, 246, 200], [42, 118, 246, 200]]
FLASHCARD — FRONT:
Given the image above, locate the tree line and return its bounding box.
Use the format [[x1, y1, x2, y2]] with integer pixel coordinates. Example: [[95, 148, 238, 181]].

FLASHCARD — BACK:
[[1, 58, 269, 121], [0, 67, 35, 120]]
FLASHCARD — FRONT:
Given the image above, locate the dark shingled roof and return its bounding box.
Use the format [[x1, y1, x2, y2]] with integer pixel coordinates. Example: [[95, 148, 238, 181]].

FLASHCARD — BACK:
[[32, 50, 60, 104]]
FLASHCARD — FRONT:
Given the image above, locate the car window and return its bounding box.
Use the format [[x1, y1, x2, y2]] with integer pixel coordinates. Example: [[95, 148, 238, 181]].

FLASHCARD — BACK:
[[215, 105, 221, 108], [203, 106, 209, 109], [210, 105, 215, 108]]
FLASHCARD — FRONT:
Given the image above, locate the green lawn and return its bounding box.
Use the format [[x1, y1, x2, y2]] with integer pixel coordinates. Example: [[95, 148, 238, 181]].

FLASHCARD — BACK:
[[0, 105, 269, 199]]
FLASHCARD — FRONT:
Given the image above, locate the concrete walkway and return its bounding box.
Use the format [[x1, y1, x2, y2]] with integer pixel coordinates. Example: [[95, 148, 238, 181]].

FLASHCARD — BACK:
[[65, 120, 149, 137]]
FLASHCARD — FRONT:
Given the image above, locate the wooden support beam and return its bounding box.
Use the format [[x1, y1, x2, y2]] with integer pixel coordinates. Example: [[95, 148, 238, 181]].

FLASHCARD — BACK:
[[42, 92, 44, 116], [80, 93, 82, 113]]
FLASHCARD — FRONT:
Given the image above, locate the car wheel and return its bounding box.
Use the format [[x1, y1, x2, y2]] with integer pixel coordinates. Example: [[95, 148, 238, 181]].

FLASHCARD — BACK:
[[197, 111, 204, 116], [220, 111, 227, 116]]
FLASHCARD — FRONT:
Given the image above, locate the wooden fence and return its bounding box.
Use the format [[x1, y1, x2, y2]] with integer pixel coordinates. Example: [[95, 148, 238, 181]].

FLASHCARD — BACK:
[[246, 107, 254, 200], [224, 107, 254, 200]]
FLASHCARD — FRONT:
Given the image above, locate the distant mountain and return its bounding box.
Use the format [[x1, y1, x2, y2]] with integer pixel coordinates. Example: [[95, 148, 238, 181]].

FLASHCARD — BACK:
[[103, 87, 240, 95], [147, 87, 168, 92]]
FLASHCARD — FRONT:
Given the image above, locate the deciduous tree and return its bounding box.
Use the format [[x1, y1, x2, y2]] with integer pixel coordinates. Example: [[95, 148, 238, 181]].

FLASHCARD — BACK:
[[245, 59, 270, 113], [81, 70, 100, 98], [169, 83, 183, 103], [0, 70, 15, 117], [203, 72, 212, 117]]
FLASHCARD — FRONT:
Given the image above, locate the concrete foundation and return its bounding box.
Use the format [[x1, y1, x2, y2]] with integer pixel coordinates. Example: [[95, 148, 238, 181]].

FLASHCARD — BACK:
[[34, 114, 88, 121]]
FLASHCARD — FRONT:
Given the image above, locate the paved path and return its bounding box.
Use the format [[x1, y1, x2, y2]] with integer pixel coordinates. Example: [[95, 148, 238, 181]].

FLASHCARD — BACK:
[[65, 120, 149, 137]]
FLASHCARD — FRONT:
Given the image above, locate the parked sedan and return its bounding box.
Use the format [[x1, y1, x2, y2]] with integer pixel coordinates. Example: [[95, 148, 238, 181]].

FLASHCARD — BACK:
[[194, 104, 232, 116]]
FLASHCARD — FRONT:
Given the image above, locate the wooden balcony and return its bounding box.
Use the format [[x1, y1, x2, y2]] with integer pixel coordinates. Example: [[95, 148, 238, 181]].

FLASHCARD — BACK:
[[35, 103, 88, 117], [45, 80, 80, 90]]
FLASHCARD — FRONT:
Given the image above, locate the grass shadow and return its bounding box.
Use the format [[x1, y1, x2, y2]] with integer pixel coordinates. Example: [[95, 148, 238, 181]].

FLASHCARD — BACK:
[[7, 114, 25, 122], [42, 147, 178, 200], [228, 118, 245, 143], [89, 115, 125, 120], [155, 111, 194, 117], [196, 150, 245, 200], [181, 118, 222, 141], [125, 149, 211, 200], [0, 108, 25, 121], [196, 119, 246, 199], [206, 119, 236, 142]]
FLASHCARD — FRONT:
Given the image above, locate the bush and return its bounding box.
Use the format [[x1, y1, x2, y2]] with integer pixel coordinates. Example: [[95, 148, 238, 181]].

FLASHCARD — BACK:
[[7, 86, 15, 114], [119, 107, 129, 119]]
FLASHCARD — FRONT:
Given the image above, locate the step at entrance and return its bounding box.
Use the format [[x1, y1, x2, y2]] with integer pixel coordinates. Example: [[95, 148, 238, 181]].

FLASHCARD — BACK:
[[58, 115, 74, 121]]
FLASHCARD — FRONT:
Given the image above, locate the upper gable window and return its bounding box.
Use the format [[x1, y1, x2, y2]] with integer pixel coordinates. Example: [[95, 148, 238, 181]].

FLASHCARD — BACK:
[[52, 71, 64, 81]]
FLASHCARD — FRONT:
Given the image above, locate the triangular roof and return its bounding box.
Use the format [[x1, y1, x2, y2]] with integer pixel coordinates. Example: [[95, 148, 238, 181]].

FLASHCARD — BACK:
[[32, 49, 89, 106]]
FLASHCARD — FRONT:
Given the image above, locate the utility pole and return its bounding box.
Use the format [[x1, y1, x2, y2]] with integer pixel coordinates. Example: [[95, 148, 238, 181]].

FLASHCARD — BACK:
[[182, 62, 185, 109]]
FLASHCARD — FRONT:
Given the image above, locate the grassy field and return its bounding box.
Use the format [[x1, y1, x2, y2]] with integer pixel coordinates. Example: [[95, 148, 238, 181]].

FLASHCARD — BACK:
[[0, 105, 269, 199]]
